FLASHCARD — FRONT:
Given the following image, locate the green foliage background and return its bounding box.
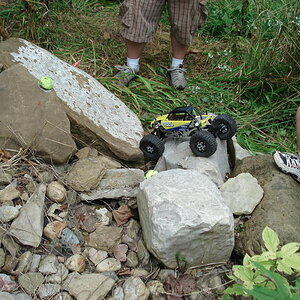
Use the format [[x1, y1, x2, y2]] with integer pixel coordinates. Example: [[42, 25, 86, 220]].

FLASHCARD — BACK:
[[1, 0, 299, 154]]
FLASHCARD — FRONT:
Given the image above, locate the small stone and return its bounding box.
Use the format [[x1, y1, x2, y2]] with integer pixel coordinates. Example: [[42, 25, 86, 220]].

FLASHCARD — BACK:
[[123, 276, 150, 300], [96, 258, 121, 272], [52, 292, 73, 300], [75, 147, 98, 159], [146, 280, 165, 298], [0, 292, 15, 300], [29, 254, 42, 272], [18, 272, 44, 295], [2, 255, 18, 274], [0, 274, 18, 292], [0, 248, 5, 268], [125, 251, 139, 268], [38, 255, 59, 274], [137, 240, 150, 266], [0, 186, 20, 202], [111, 286, 124, 300], [47, 181, 67, 203], [130, 269, 149, 278], [0, 170, 12, 185], [65, 254, 86, 273], [60, 228, 80, 249], [113, 244, 128, 262], [37, 171, 55, 184], [44, 221, 67, 240], [15, 251, 32, 274], [95, 207, 112, 225], [0, 206, 19, 222], [38, 283, 61, 299], [88, 248, 108, 266], [46, 263, 69, 284], [157, 269, 176, 282]]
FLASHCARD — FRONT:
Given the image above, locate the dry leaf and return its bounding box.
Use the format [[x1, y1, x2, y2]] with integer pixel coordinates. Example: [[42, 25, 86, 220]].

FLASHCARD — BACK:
[[0, 149, 12, 161], [117, 267, 132, 276], [112, 205, 133, 226]]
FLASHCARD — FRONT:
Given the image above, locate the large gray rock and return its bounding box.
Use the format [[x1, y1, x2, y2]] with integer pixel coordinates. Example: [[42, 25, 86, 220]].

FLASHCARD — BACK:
[[10, 184, 46, 247], [137, 169, 234, 268], [155, 138, 230, 186], [0, 38, 144, 162], [81, 168, 144, 200], [233, 155, 300, 255], [0, 64, 76, 164]]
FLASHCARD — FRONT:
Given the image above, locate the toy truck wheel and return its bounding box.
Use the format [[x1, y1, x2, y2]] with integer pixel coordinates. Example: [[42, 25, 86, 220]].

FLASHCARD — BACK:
[[212, 114, 237, 140], [139, 134, 165, 161], [189, 131, 217, 157]]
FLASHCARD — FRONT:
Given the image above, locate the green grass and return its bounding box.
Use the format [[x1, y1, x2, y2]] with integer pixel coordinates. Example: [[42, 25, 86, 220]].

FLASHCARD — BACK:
[[1, 0, 299, 155]]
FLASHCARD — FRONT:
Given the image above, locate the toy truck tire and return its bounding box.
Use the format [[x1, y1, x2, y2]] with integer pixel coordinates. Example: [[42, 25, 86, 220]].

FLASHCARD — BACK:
[[189, 131, 217, 157], [212, 114, 237, 140], [139, 134, 165, 161]]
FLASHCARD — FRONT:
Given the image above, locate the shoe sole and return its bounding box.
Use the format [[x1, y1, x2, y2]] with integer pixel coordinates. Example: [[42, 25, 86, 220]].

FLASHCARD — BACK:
[[273, 153, 300, 178]]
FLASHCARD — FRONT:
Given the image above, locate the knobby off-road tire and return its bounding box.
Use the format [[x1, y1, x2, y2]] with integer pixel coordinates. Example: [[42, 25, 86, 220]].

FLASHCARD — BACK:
[[139, 134, 165, 161], [212, 114, 237, 140], [189, 131, 217, 157]]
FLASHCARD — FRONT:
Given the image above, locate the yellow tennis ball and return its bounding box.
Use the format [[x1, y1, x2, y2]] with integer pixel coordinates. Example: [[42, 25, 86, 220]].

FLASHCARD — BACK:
[[145, 170, 158, 179], [38, 76, 54, 90]]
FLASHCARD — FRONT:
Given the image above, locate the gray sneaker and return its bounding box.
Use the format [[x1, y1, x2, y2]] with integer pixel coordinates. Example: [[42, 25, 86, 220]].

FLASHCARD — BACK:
[[167, 64, 187, 90], [114, 65, 138, 86]]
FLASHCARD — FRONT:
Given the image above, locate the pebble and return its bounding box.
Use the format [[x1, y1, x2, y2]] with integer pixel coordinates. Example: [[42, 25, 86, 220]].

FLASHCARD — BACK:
[[65, 254, 86, 273], [38, 254, 59, 274], [46, 181, 66, 202], [0, 206, 19, 223], [38, 283, 61, 299], [96, 258, 121, 272]]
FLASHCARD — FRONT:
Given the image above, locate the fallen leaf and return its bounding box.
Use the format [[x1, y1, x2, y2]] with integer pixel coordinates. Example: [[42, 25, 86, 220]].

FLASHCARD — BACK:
[[0, 149, 12, 161], [163, 274, 182, 300], [117, 267, 132, 276], [112, 205, 133, 226], [72, 60, 81, 67], [179, 273, 196, 294]]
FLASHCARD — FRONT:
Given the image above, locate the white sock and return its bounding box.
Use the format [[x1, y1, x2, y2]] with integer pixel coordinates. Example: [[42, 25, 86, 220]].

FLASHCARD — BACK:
[[127, 57, 140, 72], [171, 58, 184, 68]]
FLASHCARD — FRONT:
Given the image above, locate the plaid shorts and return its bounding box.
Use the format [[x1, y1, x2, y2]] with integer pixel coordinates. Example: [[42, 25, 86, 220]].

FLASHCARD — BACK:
[[119, 0, 208, 46]]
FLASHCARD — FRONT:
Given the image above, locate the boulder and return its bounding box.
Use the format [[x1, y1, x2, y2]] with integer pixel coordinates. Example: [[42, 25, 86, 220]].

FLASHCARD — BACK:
[[154, 138, 230, 186], [0, 38, 144, 162], [137, 169, 234, 268], [0, 64, 76, 164], [233, 155, 300, 255]]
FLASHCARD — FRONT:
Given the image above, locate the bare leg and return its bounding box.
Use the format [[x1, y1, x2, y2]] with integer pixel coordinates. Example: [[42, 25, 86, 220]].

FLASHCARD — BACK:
[[126, 39, 146, 59], [296, 107, 300, 154], [170, 34, 188, 59]]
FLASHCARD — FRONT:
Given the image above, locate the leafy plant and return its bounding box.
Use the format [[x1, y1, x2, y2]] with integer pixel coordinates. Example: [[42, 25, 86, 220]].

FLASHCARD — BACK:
[[223, 227, 300, 299]]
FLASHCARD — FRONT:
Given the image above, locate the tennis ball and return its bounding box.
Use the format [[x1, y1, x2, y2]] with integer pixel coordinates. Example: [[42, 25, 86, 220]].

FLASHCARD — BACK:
[[38, 76, 54, 90], [145, 170, 158, 179]]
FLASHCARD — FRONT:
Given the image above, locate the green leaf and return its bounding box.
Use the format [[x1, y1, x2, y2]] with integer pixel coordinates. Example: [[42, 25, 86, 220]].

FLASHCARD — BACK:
[[278, 243, 300, 258], [262, 226, 280, 253], [221, 294, 232, 300], [277, 260, 293, 275], [244, 285, 290, 300], [280, 254, 300, 272], [291, 294, 300, 300], [252, 262, 291, 299], [224, 284, 245, 296]]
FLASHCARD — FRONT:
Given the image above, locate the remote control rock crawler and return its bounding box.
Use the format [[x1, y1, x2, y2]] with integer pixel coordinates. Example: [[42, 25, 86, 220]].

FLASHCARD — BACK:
[[139, 106, 237, 161]]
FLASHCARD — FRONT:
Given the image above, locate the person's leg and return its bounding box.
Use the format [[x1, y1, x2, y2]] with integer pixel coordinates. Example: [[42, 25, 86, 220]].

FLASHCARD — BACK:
[[167, 0, 208, 90], [296, 107, 300, 156], [116, 0, 165, 85]]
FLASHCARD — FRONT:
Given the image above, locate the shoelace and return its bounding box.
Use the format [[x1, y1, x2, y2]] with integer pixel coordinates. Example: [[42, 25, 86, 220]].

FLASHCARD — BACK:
[[167, 66, 187, 74], [114, 65, 136, 74], [285, 155, 300, 169]]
